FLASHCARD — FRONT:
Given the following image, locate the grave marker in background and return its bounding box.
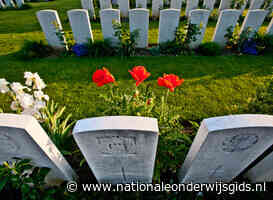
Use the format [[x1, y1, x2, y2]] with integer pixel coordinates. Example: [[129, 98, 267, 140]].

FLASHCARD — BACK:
[[68, 9, 93, 44], [37, 10, 66, 48], [189, 9, 210, 48], [158, 9, 180, 43], [212, 9, 240, 47], [100, 9, 121, 45], [129, 8, 149, 48], [81, 0, 96, 19]]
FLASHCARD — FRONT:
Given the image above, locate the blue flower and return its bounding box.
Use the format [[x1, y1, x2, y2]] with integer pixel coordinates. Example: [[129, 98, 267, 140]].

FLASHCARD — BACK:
[[242, 39, 258, 55], [72, 44, 89, 57]]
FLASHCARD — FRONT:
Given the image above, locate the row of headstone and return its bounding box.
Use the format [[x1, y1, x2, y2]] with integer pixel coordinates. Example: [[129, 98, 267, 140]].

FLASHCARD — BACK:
[[81, 0, 272, 19], [1, 113, 273, 184], [37, 8, 271, 49], [0, 0, 24, 8], [213, 9, 270, 47]]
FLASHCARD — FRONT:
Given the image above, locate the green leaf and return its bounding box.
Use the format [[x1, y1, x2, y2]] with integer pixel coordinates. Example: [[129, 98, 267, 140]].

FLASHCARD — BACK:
[[0, 176, 8, 192]]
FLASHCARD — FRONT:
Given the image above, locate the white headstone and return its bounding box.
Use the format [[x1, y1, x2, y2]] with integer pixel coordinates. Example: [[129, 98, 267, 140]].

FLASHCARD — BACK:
[[4, 0, 15, 7], [249, 0, 265, 9], [158, 9, 180, 44], [212, 9, 240, 47], [15, 0, 24, 8], [99, 0, 112, 9], [240, 9, 268, 36], [219, 0, 232, 11], [170, 0, 182, 9], [0, 114, 77, 184], [160, 0, 164, 7], [72, 116, 159, 184], [0, 0, 6, 8], [136, 0, 147, 8], [129, 8, 149, 48], [81, 0, 96, 19], [203, 0, 216, 10], [68, 9, 93, 45], [266, 17, 273, 35], [152, 0, 160, 17], [100, 9, 121, 45], [36, 10, 66, 48], [118, 0, 130, 17], [186, 0, 199, 16], [189, 9, 210, 48], [179, 114, 273, 183]]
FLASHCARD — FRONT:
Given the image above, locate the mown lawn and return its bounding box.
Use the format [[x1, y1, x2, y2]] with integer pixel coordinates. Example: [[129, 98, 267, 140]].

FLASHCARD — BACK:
[[0, 55, 272, 121]]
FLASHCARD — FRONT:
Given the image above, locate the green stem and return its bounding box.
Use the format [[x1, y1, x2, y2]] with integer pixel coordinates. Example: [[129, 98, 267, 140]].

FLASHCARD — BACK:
[[164, 90, 169, 121], [109, 84, 114, 99]]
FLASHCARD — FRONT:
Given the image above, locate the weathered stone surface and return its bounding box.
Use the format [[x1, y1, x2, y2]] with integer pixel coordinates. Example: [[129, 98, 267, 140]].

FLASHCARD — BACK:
[[204, 0, 216, 10], [179, 114, 273, 183], [240, 9, 268, 36], [100, 9, 120, 45], [170, 0, 182, 9], [81, 0, 96, 19], [189, 9, 210, 48], [212, 9, 240, 47], [158, 9, 180, 44], [36, 10, 66, 48], [73, 116, 159, 184], [249, 0, 265, 9], [218, 0, 232, 11], [136, 0, 147, 8], [129, 9, 149, 48], [99, 0, 112, 9], [186, 0, 199, 16], [118, 0, 130, 17], [68, 9, 93, 44], [0, 114, 77, 184], [266, 17, 273, 35]]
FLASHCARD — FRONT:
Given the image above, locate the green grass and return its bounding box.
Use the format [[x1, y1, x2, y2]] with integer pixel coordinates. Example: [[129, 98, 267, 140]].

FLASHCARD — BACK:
[[0, 55, 272, 121]]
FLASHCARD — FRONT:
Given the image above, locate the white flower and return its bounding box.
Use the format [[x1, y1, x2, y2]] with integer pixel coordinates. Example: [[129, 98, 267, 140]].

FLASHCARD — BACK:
[[24, 72, 34, 86], [44, 95, 49, 101], [34, 90, 49, 101], [33, 73, 46, 90], [10, 101, 19, 111], [34, 100, 46, 110], [34, 90, 44, 100], [18, 93, 34, 109], [0, 78, 10, 93], [10, 82, 27, 94]]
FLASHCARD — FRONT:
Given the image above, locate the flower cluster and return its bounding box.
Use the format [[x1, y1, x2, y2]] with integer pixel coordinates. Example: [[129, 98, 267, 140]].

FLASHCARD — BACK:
[[92, 66, 184, 92], [0, 72, 49, 119]]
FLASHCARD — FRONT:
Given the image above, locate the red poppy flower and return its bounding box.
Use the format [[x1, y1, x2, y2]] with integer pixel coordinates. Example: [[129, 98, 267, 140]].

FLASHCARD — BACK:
[[92, 67, 115, 87], [157, 74, 184, 92], [129, 66, 151, 86]]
